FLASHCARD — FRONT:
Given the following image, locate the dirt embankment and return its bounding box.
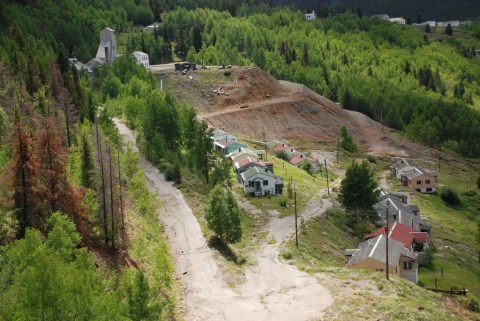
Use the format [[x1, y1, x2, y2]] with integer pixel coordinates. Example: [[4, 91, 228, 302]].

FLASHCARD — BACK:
[[202, 67, 438, 158]]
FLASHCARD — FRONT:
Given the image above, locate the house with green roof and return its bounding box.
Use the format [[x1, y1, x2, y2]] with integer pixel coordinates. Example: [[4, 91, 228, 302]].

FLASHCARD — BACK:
[[240, 167, 283, 197]]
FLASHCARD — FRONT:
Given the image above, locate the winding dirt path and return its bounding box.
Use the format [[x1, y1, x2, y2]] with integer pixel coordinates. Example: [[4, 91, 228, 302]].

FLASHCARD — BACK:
[[114, 119, 333, 321]]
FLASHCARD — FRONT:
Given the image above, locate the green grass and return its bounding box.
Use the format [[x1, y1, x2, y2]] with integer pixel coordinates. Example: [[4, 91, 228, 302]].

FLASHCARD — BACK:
[[282, 208, 358, 269], [412, 191, 480, 301]]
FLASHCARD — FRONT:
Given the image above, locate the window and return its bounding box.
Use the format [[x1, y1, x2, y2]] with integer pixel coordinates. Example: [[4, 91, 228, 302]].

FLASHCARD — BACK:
[[263, 180, 268, 186], [403, 261, 414, 270], [416, 180, 422, 184], [426, 180, 430, 184], [248, 181, 254, 187]]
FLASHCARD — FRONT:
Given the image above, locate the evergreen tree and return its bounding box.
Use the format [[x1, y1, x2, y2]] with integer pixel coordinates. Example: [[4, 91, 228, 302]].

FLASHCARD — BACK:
[[338, 125, 358, 153], [205, 184, 242, 245], [446, 23, 453, 36], [338, 160, 380, 223]]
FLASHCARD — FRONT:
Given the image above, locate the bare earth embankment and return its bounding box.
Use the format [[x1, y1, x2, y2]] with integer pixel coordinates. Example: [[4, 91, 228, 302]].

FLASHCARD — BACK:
[[199, 67, 437, 158]]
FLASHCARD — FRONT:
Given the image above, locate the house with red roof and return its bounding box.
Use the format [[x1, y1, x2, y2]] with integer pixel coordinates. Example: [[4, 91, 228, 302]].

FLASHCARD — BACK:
[[365, 222, 429, 266], [233, 156, 274, 182]]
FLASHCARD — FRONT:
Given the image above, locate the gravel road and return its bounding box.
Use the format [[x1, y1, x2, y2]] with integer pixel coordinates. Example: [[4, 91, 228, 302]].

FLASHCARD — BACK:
[[114, 118, 333, 321]]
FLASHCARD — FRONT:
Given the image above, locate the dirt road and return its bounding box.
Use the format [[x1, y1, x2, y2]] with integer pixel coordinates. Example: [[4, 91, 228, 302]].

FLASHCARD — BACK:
[[114, 118, 333, 321]]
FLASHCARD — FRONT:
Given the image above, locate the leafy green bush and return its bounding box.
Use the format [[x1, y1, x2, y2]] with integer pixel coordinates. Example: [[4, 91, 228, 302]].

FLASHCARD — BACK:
[[279, 197, 288, 208], [440, 187, 461, 205], [282, 251, 293, 259], [477, 176, 480, 189], [276, 150, 290, 162]]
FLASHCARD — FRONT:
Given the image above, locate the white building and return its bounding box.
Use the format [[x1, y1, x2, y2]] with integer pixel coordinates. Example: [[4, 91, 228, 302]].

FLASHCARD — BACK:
[[132, 51, 149, 69], [95, 28, 118, 63], [304, 11, 316, 20], [389, 17, 406, 25]]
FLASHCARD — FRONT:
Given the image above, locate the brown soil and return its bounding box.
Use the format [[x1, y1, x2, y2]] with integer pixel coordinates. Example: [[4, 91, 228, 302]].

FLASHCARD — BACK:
[[201, 67, 439, 158]]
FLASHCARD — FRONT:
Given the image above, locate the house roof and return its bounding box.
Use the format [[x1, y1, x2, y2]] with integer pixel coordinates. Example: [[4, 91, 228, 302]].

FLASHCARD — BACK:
[[347, 235, 415, 267], [240, 166, 282, 181], [290, 155, 306, 166], [402, 166, 437, 180], [214, 133, 237, 142], [228, 147, 259, 160], [234, 156, 264, 170], [214, 139, 236, 149], [365, 222, 428, 248], [133, 51, 148, 56], [374, 196, 420, 231], [272, 144, 287, 152]]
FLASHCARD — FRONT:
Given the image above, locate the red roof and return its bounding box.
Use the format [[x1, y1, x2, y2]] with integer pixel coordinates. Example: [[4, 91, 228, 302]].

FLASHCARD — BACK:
[[290, 155, 305, 166], [364, 222, 428, 248], [272, 144, 289, 152], [235, 156, 264, 169]]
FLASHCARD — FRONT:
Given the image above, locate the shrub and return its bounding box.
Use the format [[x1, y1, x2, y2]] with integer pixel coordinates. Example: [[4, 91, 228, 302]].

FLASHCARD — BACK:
[[282, 251, 292, 259], [276, 150, 290, 161], [279, 197, 288, 208], [367, 155, 377, 163], [440, 187, 460, 205], [477, 176, 480, 189], [466, 298, 480, 312]]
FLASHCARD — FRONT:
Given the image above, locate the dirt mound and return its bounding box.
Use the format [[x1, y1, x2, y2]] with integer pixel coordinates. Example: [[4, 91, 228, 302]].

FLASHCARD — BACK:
[[216, 67, 284, 109], [203, 68, 435, 157]]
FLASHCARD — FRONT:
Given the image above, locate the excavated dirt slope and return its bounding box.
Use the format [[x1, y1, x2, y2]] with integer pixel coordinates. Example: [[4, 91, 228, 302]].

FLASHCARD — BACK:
[[202, 67, 436, 157]]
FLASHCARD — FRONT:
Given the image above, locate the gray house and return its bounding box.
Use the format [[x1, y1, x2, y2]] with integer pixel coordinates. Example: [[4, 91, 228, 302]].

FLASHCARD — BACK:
[[346, 235, 418, 284], [240, 167, 283, 197]]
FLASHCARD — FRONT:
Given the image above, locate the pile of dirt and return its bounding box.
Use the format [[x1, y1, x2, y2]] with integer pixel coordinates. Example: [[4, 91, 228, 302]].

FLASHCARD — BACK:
[[216, 67, 283, 109], [203, 67, 436, 157]]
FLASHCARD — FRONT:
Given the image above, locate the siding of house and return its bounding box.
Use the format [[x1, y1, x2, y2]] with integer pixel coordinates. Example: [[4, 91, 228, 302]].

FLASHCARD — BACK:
[[350, 257, 396, 274], [399, 256, 418, 283], [406, 174, 437, 192], [242, 173, 281, 196]]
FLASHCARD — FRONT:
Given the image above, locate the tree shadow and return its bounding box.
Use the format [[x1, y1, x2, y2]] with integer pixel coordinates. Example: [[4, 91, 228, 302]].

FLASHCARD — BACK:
[[208, 236, 245, 265]]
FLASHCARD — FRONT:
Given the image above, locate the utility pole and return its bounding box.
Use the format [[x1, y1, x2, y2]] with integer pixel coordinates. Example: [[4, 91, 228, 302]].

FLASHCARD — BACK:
[[385, 200, 390, 281], [295, 190, 298, 248], [324, 159, 330, 197]]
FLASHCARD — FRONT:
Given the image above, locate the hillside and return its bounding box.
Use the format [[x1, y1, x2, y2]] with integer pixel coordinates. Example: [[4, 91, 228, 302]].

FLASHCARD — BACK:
[[194, 67, 436, 157]]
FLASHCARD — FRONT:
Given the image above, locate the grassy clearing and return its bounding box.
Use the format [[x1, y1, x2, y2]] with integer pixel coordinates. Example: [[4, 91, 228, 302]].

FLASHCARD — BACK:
[[282, 208, 357, 269], [319, 269, 475, 321], [281, 209, 478, 320]]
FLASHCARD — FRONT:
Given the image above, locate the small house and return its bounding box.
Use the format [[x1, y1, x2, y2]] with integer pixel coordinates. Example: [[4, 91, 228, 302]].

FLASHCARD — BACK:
[[304, 11, 316, 20], [400, 167, 437, 193], [240, 167, 283, 197], [346, 235, 418, 284], [133, 51, 150, 69], [389, 17, 406, 24], [364, 222, 429, 265], [214, 139, 246, 155], [234, 156, 273, 182]]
